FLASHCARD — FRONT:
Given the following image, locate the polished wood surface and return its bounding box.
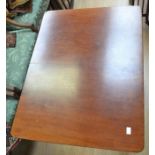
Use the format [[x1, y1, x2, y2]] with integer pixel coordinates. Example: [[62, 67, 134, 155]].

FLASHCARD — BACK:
[[11, 7, 144, 152]]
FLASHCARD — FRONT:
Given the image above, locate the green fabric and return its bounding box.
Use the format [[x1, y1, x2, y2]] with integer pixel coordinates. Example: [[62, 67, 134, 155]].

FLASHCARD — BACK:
[[6, 29, 37, 89], [6, 29, 37, 125], [6, 99, 18, 125], [14, 0, 50, 28]]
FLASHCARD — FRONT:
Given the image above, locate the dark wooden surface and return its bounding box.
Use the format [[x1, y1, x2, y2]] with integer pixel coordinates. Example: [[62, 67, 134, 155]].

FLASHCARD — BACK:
[[11, 7, 144, 152]]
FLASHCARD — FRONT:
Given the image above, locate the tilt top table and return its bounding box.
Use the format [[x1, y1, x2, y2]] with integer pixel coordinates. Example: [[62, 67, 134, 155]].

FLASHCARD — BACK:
[[11, 7, 144, 152]]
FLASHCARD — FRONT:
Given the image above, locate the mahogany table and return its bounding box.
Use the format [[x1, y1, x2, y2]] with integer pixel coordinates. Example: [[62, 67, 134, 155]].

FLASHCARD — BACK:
[[11, 7, 144, 152]]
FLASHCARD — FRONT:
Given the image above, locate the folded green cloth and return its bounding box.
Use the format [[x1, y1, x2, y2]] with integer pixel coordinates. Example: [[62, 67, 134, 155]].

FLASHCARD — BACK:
[[6, 99, 18, 125], [6, 30, 37, 125], [14, 0, 50, 28], [6, 29, 37, 89]]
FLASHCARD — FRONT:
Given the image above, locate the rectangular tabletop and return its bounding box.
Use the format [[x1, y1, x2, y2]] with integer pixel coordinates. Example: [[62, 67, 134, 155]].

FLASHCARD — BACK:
[[11, 7, 144, 152]]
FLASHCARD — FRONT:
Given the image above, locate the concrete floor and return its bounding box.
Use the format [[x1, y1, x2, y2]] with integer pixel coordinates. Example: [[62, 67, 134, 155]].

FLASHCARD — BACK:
[[12, 1, 149, 155]]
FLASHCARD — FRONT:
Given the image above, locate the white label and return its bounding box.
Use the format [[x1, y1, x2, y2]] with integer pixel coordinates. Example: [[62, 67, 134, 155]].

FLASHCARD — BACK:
[[126, 127, 132, 135]]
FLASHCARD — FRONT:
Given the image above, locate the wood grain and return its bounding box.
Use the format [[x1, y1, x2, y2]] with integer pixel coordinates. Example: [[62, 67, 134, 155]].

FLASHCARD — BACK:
[[11, 7, 144, 152]]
